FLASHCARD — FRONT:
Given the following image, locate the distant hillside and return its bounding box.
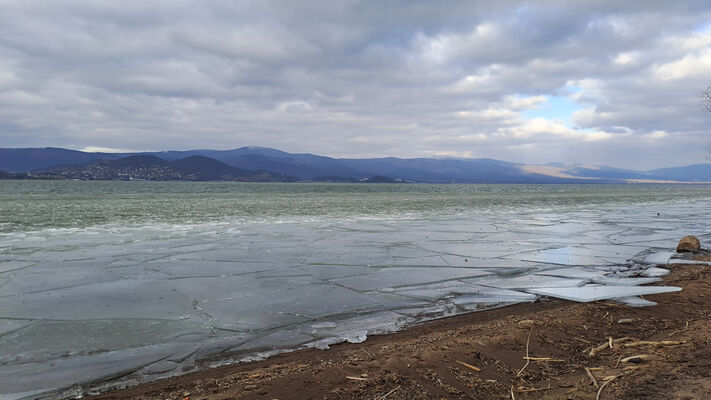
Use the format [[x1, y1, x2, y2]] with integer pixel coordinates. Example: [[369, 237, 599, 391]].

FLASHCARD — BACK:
[[141, 148, 603, 183], [0, 147, 118, 172], [31, 155, 289, 182], [2, 146, 710, 183], [647, 164, 711, 182]]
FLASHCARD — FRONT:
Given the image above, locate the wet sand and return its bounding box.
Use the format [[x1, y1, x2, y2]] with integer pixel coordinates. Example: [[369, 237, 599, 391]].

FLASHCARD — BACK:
[[89, 257, 711, 400]]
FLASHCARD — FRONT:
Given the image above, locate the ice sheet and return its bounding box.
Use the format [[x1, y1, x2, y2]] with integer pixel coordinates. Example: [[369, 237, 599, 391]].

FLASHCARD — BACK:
[[638, 251, 674, 265], [534, 267, 606, 279], [475, 274, 587, 289], [526, 285, 681, 302], [331, 267, 492, 291], [613, 296, 658, 307], [452, 288, 538, 306], [504, 246, 619, 266], [2, 188, 707, 399]]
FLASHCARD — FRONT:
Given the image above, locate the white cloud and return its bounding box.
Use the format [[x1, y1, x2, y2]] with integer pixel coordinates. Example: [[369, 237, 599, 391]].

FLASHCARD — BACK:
[[613, 52, 638, 66], [504, 95, 548, 110], [653, 48, 711, 80], [505, 117, 613, 142]]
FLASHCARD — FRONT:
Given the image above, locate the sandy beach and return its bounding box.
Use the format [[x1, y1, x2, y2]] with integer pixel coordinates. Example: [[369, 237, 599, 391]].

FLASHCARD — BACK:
[[88, 257, 711, 400]]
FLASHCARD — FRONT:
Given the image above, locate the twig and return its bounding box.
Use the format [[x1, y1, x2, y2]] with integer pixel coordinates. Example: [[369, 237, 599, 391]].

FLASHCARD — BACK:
[[596, 369, 636, 400], [346, 376, 369, 381], [510, 385, 516, 400], [516, 326, 533, 377], [377, 385, 400, 400], [670, 320, 690, 337], [589, 337, 634, 356], [516, 385, 552, 392], [455, 360, 481, 372], [622, 340, 685, 348], [363, 348, 374, 360], [574, 337, 592, 344], [596, 374, 619, 400], [523, 357, 564, 362], [585, 367, 599, 388]]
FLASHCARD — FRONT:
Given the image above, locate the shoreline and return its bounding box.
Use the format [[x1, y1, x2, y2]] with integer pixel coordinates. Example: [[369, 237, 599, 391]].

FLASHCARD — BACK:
[[89, 261, 711, 400]]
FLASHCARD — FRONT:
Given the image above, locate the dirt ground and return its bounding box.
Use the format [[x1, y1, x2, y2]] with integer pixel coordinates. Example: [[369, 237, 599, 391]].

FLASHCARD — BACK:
[[91, 260, 711, 400]]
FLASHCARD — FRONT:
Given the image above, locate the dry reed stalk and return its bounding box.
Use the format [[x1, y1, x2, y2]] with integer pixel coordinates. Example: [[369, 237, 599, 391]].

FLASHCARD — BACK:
[[455, 360, 481, 372], [516, 326, 533, 377], [585, 367, 599, 388]]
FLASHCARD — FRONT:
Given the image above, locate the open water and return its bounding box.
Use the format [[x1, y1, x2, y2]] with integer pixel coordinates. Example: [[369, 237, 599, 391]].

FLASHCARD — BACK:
[[0, 181, 709, 399]]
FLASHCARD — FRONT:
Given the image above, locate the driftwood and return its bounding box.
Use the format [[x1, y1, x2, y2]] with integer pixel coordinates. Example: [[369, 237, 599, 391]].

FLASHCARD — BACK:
[[588, 337, 634, 356]]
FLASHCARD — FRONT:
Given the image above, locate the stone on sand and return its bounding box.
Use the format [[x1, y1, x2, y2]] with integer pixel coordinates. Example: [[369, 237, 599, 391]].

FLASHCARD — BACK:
[[676, 235, 701, 253]]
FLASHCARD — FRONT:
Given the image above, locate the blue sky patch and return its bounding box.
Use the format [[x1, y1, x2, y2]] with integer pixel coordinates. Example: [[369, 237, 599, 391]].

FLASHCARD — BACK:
[[522, 94, 583, 126]]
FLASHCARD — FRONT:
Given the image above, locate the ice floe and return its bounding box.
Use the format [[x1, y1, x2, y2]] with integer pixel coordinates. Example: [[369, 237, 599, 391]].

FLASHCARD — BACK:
[[1, 197, 708, 399]]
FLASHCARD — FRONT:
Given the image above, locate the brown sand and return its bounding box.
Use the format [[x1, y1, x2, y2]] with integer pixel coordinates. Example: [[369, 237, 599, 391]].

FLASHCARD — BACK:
[[90, 260, 711, 400]]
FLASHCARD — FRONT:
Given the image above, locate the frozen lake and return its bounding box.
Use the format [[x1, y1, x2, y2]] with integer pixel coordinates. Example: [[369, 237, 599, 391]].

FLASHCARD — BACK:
[[0, 181, 709, 399]]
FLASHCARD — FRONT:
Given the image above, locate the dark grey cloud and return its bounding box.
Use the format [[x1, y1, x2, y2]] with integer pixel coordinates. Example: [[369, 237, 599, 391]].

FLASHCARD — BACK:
[[1, 0, 710, 169]]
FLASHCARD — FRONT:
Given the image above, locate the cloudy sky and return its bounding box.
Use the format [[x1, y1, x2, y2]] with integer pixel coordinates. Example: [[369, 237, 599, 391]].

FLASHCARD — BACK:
[[1, 1, 710, 169]]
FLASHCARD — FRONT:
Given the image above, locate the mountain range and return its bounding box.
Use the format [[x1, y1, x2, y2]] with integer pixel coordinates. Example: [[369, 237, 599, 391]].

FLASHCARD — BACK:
[[1, 146, 710, 183]]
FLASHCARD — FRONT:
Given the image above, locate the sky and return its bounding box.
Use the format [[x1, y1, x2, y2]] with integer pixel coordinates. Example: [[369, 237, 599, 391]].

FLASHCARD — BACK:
[[1, 1, 710, 169]]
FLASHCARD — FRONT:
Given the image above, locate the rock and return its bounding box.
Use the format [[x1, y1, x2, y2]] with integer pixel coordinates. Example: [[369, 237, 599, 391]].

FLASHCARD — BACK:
[[677, 235, 701, 253], [621, 354, 650, 363]]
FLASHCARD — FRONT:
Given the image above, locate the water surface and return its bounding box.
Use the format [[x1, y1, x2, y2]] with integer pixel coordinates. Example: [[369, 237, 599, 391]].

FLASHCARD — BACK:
[[0, 181, 709, 399]]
